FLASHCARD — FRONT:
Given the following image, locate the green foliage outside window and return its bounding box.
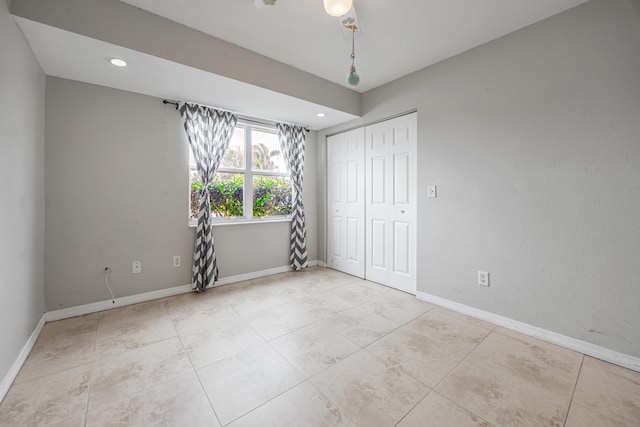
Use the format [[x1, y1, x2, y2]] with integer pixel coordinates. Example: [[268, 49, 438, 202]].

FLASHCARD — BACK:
[[190, 174, 292, 219], [253, 175, 292, 217], [189, 131, 292, 220]]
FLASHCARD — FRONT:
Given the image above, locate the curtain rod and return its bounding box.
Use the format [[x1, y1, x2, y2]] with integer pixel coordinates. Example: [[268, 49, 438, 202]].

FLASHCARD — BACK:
[[162, 99, 309, 132]]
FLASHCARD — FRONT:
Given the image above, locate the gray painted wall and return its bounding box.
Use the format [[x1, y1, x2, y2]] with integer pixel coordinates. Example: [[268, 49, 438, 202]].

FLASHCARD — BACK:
[[44, 77, 318, 310], [0, 0, 45, 384], [318, 0, 640, 358]]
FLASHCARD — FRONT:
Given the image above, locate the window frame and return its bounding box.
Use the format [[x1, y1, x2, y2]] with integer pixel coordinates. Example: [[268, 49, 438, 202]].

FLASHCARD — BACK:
[[188, 120, 292, 226]]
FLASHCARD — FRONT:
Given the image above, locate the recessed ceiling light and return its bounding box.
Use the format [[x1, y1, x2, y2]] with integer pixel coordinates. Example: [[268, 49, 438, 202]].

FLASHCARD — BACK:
[[317, 113, 326, 118], [109, 58, 127, 67]]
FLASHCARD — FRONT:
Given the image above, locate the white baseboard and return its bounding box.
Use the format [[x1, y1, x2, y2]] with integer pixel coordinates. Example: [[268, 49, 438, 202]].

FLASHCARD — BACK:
[[45, 284, 193, 322], [0, 314, 45, 401], [214, 265, 293, 286], [2, 261, 339, 402], [416, 291, 640, 373], [46, 262, 325, 322]]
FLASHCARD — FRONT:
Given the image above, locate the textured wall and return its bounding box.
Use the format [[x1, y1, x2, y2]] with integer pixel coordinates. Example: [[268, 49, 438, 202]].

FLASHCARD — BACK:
[[0, 0, 46, 385], [318, 0, 640, 357], [44, 77, 318, 310]]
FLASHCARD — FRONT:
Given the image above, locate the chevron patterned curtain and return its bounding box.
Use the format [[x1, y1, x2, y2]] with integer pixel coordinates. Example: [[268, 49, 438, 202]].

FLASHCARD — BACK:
[[180, 103, 238, 292], [277, 123, 309, 270]]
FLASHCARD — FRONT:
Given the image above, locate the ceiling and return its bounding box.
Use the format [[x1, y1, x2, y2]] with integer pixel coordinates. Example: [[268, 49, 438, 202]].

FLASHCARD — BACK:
[[12, 0, 590, 129], [15, 17, 359, 130], [121, 0, 589, 92]]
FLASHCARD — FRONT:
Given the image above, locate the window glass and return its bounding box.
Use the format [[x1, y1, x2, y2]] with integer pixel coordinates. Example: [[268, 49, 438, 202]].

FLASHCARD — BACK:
[[189, 123, 291, 222], [251, 129, 286, 172], [190, 172, 244, 219], [210, 172, 244, 218], [220, 126, 245, 170], [253, 175, 292, 217]]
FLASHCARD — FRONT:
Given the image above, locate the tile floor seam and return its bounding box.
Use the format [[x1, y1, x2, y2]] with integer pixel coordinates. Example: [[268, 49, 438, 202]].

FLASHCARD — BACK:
[[393, 389, 435, 427], [429, 326, 495, 396], [204, 340, 306, 426], [431, 390, 496, 427], [357, 344, 438, 407], [306, 364, 363, 427], [306, 379, 359, 426], [431, 307, 498, 332], [82, 320, 100, 427], [218, 377, 306, 426], [321, 304, 404, 349], [163, 297, 200, 369], [186, 369, 224, 427], [92, 334, 179, 363], [311, 313, 367, 349], [264, 335, 309, 380], [210, 301, 275, 365], [363, 331, 466, 391], [310, 293, 438, 353], [88, 341, 194, 399], [6, 269, 639, 427], [238, 283, 379, 328], [345, 307, 435, 352], [360, 303, 438, 349], [10, 361, 93, 389], [228, 278, 358, 318], [308, 347, 431, 427], [562, 354, 585, 427]]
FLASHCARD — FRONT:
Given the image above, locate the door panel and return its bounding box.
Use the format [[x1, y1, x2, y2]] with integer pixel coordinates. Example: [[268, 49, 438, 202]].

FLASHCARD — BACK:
[[330, 216, 343, 258], [371, 220, 386, 269], [365, 113, 417, 294], [329, 162, 342, 203], [393, 153, 410, 205], [327, 129, 365, 278], [393, 221, 411, 275], [346, 160, 358, 203], [346, 217, 359, 261], [371, 156, 386, 204]]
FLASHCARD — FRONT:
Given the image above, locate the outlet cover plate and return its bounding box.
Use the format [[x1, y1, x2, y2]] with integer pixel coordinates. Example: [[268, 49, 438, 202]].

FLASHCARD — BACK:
[[478, 271, 489, 287], [132, 261, 142, 274]]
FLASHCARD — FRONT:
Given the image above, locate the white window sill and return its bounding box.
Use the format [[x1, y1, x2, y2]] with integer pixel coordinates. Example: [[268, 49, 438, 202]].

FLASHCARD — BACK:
[[188, 217, 292, 228]]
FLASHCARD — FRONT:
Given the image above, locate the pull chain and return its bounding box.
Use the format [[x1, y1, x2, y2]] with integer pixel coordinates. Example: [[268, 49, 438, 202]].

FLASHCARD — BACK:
[[345, 22, 360, 86]]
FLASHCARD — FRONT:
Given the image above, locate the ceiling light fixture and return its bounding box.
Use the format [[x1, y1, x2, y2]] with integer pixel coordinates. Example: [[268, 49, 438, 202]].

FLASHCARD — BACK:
[[317, 113, 326, 117], [345, 22, 359, 87], [323, 0, 353, 17], [109, 58, 127, 67]]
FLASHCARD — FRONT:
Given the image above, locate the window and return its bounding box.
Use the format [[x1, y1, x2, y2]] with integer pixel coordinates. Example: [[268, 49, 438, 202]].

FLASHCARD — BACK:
[[189, 122, 292, 222]]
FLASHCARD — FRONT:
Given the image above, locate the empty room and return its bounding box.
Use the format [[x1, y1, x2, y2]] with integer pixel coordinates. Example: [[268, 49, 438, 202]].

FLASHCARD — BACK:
[[1, 0, 639, 425]]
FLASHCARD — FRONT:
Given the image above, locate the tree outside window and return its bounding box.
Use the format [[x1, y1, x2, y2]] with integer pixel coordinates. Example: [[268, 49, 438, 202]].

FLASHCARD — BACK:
[[189, 123, 292, 221]]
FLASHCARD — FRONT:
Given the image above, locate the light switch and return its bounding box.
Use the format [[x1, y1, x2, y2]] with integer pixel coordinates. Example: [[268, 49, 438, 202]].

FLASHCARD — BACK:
[[427, 185, 437, 198]]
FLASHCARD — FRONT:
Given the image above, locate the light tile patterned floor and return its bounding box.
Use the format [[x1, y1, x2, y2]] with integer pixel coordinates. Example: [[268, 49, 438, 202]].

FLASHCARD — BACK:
[[1, 267, 639, 426]]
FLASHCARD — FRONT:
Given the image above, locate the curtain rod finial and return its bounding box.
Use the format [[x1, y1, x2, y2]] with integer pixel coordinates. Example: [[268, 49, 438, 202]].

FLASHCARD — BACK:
[[162, 99, 179, 110]]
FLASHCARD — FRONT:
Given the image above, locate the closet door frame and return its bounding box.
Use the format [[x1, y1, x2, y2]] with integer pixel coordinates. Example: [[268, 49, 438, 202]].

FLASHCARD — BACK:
[[326, 112, 417, 294]]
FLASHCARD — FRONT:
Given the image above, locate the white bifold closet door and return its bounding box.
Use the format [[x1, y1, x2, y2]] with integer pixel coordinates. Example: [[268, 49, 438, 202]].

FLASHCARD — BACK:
[[365, 113, 417, 294], [327, 113, 417, 294], [327, 128, 366, 278]]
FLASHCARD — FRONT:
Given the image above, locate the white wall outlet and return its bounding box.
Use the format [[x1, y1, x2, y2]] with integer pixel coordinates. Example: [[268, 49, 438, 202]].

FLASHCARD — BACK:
[[173, 256, 182, 268], [427, 185, 437, 198], [478, 271, 489, 287], [131, 261, 142, 274]]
